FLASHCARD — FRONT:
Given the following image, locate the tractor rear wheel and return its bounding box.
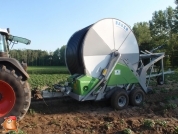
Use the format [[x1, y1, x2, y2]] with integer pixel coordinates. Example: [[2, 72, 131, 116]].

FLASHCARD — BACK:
[[129, 88, 145, 106], [0, 65, 31, 124], [110, 88, 129, 110]]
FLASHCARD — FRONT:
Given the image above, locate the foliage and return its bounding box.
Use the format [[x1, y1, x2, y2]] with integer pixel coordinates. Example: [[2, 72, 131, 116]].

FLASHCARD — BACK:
[[27, 66, 69, 74], [10, 49, 49, 66], [52, 46, 66, 66], [104, 122, 113, 130], [165, 56, 171, 67], [28, 74, 69, 90], [9, 129, 27, 134], [164, 103, 177, 109], [174, 0, 178, 33], [123, 128, 132, 134], [143, 119, 155, 128], [52, 48, 61, 66], [119, 119, 125, 125], [155, 119, 167, 127], [29, 108, 36, 116], [174, 126, 178, 134], [149, 10, 169, 46], [149, 6, 176, 49], [132, 22, 152, 50], [166, 72, 178, 80], [10, 45, 66, 66], [27, 66, 69, 90], [59, 45, 66, 66]]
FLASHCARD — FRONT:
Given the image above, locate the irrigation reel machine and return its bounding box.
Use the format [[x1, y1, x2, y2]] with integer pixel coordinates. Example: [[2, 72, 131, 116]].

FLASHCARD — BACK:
[[42, 18, 174, 110]]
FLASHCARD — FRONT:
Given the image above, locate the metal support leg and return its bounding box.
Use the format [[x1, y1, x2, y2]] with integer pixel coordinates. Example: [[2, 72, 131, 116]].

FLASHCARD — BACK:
[[161, 58, 164, 82]]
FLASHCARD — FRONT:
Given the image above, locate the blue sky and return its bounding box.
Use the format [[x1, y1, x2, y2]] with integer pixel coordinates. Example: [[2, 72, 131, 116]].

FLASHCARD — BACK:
[[1, 0, 176, 52]]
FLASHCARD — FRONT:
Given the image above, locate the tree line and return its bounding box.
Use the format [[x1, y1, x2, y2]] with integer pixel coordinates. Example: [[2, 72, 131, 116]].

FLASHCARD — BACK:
[[10, 45, 66, 66], [132, 0, 178, 67]]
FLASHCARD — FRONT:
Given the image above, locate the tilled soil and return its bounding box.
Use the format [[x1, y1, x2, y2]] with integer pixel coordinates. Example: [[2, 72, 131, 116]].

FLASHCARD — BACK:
[[1, 86, 178, 134], [21, 97, 178, 134]]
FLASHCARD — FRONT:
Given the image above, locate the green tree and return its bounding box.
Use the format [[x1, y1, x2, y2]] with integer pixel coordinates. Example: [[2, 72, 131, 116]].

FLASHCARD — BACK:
[[59, 45, 66, 66], [132, 22, 152, 50], [149, 7, 177, 66], [149, 10, 168, 47], [9, 49, 49, 66], [174, 0, 178, 33], [52, 48, 60, 66], [132, 22, 151, 45]]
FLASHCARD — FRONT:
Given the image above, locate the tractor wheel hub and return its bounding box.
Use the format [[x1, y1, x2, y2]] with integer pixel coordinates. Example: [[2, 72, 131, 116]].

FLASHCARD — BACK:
[[0, 80, 16, 117]]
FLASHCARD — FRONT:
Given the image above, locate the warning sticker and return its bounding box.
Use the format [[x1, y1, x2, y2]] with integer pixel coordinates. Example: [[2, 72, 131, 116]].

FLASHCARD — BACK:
[[114, 70, 120, 75]]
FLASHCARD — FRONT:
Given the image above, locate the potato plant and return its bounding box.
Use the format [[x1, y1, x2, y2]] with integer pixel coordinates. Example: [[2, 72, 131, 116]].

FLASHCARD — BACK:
[[28, 74, 69, 90]]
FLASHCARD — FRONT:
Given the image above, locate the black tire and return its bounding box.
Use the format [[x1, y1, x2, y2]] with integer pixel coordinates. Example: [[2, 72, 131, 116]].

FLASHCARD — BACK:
[[157, 75, 164, 85], [110, 88, 129, 110], [0, 65, 31, 124], [129, 88, 145, 106]]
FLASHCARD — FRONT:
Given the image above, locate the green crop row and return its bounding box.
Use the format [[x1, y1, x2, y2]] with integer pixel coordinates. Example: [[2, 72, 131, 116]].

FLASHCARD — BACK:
[[28, 74, 69, 90], [27, 66, 69, 74]]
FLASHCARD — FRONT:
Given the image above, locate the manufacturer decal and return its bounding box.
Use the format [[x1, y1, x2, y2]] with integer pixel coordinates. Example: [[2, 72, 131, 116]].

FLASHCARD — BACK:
[[114, 70, 120, 75], [115, 20, 129, 31]]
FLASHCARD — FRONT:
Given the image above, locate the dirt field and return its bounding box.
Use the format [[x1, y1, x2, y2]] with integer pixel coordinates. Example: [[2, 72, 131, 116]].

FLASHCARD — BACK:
[[1, 84, 178, 134], [25, 100, 178, 134]]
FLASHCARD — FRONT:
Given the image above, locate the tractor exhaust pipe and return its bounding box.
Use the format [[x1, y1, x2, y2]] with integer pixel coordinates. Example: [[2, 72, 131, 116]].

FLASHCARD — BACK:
[[7, 28, 10, 33]]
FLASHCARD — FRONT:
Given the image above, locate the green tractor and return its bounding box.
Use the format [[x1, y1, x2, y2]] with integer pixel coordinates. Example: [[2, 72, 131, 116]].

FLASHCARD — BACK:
[[0, 28, 31, 123]]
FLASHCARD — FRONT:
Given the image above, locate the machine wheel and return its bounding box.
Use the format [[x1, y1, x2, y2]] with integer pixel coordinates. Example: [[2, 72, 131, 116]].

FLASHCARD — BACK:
[[110, 88, 129, 110], [0, 65, 31, 124], [129, 88, 145, 106], [157, 75, 164, 85]]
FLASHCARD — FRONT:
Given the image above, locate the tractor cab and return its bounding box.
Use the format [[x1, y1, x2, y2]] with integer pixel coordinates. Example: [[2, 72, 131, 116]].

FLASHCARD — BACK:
[[0, 28, 31, 57], [0, 29, 9, 57]]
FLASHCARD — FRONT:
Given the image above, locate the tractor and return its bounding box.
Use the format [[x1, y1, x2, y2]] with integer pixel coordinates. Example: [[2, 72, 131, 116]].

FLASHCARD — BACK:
[[0, 28, 31, 124]]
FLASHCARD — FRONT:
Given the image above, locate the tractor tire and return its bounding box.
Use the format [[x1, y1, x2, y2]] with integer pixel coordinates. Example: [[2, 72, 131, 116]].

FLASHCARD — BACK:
[[110, 88, 129, 110], [0, 65, 31, 124], [157, 75, 164, 85], [129, 88, 145, 106]]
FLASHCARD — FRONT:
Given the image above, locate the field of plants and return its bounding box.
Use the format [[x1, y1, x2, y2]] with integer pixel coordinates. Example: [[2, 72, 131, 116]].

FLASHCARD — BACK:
[[27, 66, 69, 90], [27, 66, 68, 74]]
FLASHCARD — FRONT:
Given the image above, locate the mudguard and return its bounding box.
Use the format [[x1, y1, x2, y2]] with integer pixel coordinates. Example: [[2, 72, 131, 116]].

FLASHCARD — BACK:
[[0, 57, 29, 79]]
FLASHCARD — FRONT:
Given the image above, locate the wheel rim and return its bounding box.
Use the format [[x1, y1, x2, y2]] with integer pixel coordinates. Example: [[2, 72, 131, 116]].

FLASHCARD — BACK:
[[135, 93, 142, 104], [118, 95, 126, 107], [0, 80, 16, 117], [159, 80, 163, 85], [158, 76, 164, 85]]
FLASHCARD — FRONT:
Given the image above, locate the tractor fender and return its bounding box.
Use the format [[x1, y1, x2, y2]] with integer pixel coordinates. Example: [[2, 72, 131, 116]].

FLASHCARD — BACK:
[[0, 57, 29, 79]]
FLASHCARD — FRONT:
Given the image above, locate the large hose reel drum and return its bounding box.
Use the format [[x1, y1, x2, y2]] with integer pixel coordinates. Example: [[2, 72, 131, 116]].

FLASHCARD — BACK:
[[65, 18, 139, 78]]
